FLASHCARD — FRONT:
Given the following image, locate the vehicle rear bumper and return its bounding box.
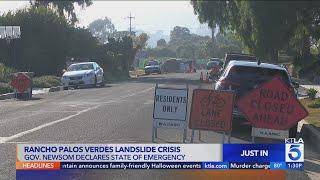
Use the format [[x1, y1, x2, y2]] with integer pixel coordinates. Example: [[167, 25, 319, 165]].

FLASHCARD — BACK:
[[61, 77, 95, 87], [145, 69, 160, 73]]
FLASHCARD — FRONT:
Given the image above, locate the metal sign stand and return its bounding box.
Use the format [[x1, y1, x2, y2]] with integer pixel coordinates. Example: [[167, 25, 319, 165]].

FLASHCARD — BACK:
[[191, 129, 230, 144], [252, 135, 255, 143], [191, 84, 203, 143], [152, 83, 189, 143]]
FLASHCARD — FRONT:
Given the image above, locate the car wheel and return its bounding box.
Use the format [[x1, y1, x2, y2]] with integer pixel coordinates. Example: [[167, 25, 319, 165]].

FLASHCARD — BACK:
[[100, 75, 105, 87], [94, 75, 97, 87]]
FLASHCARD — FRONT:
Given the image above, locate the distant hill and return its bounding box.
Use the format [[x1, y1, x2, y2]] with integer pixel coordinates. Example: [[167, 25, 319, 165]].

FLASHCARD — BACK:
[[135, 24, 212, 48]]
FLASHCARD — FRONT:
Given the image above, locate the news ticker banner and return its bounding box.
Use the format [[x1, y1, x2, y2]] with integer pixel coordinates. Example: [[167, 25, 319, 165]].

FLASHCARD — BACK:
[[16, 140, 304, 170]]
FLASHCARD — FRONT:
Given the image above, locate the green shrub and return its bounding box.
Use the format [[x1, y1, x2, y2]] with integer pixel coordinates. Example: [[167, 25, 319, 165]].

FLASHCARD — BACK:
[[308, 99, 320, 108], [0, 63, 16, 83], [307, 88, 318, 100], [0, 84, 13, 94], [33, 76, 61, 88], [104, 72, 130, 83]]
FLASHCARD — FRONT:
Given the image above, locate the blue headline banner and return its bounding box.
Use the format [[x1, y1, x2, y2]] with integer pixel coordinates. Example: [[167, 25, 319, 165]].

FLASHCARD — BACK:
[[223, 144, 285, 162]]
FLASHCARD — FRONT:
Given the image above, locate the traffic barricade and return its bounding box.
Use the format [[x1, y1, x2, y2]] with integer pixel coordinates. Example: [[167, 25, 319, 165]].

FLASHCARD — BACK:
[[10, 72, 34, 100]]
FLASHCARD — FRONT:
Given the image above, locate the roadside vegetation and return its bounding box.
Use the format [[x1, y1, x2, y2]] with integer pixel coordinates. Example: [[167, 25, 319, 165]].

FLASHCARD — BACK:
[[300, 98, 320, 127], [32, 76, 61, 88], [0, 84, 13, 94], [0, 63, 15, 82], [1, 1, 320, 88], [307, 88, 318, 100], [0, 63, 15, 94], [192, 1, 320, 81], [0, 1, 147, 87], [138, 26, 244, 69]]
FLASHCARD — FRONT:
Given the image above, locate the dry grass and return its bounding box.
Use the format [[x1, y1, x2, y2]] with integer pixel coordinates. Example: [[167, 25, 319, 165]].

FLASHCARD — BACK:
[[300, 98, 320, 127]]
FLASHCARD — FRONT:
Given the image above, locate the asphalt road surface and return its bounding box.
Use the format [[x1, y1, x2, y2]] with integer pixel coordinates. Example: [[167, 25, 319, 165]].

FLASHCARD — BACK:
[[0, 71, 319, 180]]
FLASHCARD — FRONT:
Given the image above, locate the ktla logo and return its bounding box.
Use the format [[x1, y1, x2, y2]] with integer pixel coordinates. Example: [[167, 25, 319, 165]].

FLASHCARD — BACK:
[[285, 138, 304, 162]]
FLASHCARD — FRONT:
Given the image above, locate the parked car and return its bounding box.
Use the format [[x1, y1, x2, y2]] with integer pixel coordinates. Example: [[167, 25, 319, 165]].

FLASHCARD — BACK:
[[144, 60, 161, 75], [215, 60, 299, 137], [61, 62, 104, 89]]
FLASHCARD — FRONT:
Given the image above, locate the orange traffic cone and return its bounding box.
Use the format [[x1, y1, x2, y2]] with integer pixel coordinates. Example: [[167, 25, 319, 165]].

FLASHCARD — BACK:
[[200, 72, 204, 82]]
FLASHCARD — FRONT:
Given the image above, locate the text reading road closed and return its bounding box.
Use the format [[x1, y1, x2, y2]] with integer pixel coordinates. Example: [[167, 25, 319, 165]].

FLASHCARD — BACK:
[[238, 77, 308, 130]]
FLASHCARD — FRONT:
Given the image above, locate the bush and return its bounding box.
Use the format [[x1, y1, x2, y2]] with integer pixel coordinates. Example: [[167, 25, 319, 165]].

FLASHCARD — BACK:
[[33, 76, 61, 88], [307, 88, 318, 100], [104, 72, 130, 83], [0, 84, 13, 94], [0, 63, 16, 83], [308, 99, 320, 108]]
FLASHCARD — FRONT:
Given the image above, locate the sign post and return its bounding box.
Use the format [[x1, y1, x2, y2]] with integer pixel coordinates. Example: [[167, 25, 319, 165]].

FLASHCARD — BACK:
[[152, 84, 188, 143], [237, 77, 309, 142], [189, 89, 235, 143]]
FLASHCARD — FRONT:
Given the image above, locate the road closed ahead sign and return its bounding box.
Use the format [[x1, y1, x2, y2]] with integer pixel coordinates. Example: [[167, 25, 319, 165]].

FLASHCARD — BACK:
[[237, 77, 308, 130], [153, 87, 188, 121], [189, 89, 235, 131]]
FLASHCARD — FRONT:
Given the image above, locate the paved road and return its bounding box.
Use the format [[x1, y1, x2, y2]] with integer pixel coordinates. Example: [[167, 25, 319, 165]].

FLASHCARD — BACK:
[[0, 72, 319, 180]]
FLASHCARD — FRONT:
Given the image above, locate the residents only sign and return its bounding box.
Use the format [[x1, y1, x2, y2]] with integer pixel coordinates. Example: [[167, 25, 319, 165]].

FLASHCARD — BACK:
[[237, 77, 308, 130], [153, 87, 188, 129], [189, 89, 235, 131]]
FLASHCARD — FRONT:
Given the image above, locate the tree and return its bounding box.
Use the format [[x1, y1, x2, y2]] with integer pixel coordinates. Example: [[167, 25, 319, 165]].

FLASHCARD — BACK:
[[169, 26, 191, 46], [0, 6, 101, 75], [134, 33, 149, 50], [143, 25, 243, 60], [177, 44, 197, 59], [0, 6, 136, 78], [88, 17, 116, 44], [289, 1, 320, 58], [31, 0, 92, 24], [111, 31, 134, 39], [157, 39, 166, 47], [191, 1, 320, 62]]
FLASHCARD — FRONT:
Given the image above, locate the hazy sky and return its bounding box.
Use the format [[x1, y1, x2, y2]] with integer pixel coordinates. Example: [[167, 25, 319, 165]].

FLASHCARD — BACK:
[[0, 1, 211, 35]]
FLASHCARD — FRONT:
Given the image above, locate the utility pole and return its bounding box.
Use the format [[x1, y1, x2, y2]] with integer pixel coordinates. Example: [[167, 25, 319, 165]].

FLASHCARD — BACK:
[[127, 13, 135, 36], [211, 27, 215, 57]]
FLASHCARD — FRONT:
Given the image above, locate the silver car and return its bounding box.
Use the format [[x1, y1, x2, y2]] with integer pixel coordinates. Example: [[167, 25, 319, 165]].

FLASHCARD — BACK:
[[61, 62, 104, 89]]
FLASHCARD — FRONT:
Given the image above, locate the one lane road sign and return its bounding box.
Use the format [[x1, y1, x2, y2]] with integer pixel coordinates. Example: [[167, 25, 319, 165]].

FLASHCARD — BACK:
[[189, 89, 235, 132]]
